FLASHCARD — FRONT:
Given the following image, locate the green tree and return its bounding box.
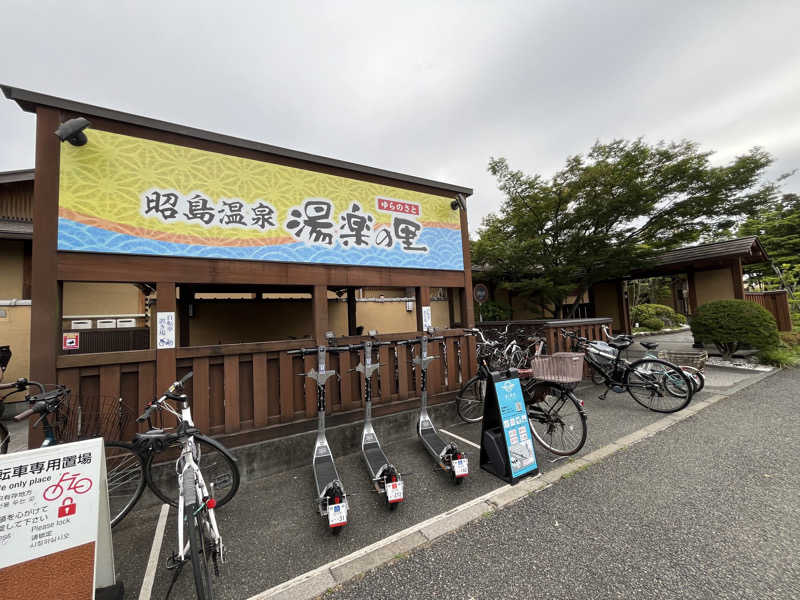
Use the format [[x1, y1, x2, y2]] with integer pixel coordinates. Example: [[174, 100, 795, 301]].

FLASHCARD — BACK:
[[473, 139, 777, 318], [738, 193, 799, 294]]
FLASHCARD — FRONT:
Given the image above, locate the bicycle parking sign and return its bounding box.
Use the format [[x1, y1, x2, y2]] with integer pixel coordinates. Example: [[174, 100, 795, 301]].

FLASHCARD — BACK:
[[0, 438, 118, 598]]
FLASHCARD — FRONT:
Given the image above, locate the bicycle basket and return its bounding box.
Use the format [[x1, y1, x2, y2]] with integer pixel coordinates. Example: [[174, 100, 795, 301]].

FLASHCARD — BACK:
[[64, 395, 136, 443], [530, 352, 584, 389], [657, 350, 707, 370]]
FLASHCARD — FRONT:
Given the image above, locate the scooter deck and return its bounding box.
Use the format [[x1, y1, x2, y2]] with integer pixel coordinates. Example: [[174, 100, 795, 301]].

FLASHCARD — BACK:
[[363, 440, 389, 475], [313, 453, 339, 492], [420, 426, 447, 456]]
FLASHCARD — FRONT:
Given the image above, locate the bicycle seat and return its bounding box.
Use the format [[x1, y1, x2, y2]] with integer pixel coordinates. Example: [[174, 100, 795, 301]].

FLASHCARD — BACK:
[[135, 428, 167, 440], [640, 341, 659, 351], [606, 337, 633, 350]]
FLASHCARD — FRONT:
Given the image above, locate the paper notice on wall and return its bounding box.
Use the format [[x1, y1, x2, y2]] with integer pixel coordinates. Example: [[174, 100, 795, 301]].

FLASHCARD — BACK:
[[157, 311, 176, 349], [422, 305, 432, 331]]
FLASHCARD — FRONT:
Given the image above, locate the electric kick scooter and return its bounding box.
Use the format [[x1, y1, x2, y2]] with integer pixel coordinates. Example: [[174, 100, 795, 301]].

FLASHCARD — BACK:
[[348, 338, 404, 508], [399, 333, 469, 484], [289, 344, 350, 534]]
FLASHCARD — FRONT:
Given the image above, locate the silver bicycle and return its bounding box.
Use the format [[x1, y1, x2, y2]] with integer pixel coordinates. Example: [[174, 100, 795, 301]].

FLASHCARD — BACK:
[[136, 372, 227, 600]]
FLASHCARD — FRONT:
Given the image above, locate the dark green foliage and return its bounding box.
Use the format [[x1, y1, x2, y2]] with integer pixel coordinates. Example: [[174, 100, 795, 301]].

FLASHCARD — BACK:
[[737, 193, 800, 322], [474, 139, 777, 318], [640, 317, 665, 331], [631, 303, 684, 327], [478, 300, 511, 321], [690, 300, 780, 359]]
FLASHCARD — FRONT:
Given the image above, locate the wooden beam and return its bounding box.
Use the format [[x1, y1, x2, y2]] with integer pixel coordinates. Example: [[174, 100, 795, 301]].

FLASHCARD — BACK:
[[155, 282, 177, 401], [56, 251, 466, 288], [687, 270, 698, 314], [28, 107, 61, 447], [459, 204, 476, 327], [415, 286, 431, 332], [731, 258, 745, 299], [312, 284, 329, 345]]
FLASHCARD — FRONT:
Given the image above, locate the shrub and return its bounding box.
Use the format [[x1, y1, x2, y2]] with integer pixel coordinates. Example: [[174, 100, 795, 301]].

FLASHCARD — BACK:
[[640, 317, 665, 331], [478, 300, 511, 321], [690, 300, 780, 360], [757, 347, 800, 368], [632, 303, 685, 328], [779, 330, 800, 347]]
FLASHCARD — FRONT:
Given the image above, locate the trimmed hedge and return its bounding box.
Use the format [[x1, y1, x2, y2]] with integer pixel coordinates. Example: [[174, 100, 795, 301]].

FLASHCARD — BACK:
[[632, 303, 685, 330], [690, 299, 780, 359], [640, 317, 665, 331]]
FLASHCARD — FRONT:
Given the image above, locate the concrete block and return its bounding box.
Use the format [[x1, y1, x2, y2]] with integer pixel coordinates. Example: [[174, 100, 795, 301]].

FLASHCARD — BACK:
[[330, 531, 428, 583]]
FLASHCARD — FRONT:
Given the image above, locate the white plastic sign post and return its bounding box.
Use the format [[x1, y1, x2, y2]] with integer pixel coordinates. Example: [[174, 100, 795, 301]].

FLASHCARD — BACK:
[[421, 306, 432, 331], [0, 438, 118, 598], [157, 311, 175, 349]]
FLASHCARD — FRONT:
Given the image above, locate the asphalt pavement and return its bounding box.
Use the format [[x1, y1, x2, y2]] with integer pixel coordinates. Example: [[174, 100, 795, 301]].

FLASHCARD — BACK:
[[325, 368, 800, 600], [112, 377, 719, 599]]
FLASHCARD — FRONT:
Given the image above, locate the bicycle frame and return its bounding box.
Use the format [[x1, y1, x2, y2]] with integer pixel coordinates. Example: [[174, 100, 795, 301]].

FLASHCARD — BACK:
[[158, 394, 223, 565]]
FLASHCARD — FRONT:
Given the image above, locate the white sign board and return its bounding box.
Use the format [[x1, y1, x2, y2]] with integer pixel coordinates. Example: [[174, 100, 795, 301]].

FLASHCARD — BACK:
[[421, 305, 432, 331], [0, 438, 115, 590], [157, 311, 176, 349]]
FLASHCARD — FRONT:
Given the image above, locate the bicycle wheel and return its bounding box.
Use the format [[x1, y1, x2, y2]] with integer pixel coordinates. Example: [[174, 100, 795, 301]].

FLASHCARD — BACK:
[[525, 383, 587, 456], [456, 376, 486, 423], [104, 441, 146, 527], [187, 508, 214, 599], [147, 435, 240, 509], [681, 366, 705, 393], [625, 358, 693, 413]]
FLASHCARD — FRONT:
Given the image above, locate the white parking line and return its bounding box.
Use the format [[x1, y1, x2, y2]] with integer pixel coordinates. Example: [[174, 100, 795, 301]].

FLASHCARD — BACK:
[[439, 428, 480, 449], [138, 503, 170, 600]]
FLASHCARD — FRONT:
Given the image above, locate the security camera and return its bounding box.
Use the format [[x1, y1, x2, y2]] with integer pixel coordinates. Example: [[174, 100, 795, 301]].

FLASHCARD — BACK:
[[450, 194, 466, 211], [54, 117, 91, 146]]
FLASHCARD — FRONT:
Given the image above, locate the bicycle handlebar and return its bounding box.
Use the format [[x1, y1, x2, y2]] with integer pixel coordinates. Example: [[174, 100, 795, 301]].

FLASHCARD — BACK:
[[14, 401, 46, 422], [287, 346, 351, 356]]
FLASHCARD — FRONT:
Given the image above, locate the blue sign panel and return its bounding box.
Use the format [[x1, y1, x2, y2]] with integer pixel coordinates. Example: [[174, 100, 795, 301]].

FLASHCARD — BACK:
[[494, 378, 538, 478]]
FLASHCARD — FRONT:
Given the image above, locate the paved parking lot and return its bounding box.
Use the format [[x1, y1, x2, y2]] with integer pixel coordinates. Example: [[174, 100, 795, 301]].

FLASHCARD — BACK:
[[112, 379, 720, 600]]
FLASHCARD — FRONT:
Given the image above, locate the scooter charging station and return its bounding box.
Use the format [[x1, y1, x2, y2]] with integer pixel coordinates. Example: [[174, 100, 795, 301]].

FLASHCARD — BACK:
[[480, 369, 540, 484]]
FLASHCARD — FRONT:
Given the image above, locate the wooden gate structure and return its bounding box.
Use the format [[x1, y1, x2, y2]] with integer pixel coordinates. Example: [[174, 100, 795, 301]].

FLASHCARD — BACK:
[[745, 290, 793, 331], [2, 85, 476, 448]]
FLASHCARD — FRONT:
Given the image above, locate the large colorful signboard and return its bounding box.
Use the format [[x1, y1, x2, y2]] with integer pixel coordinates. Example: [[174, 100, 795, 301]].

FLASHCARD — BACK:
[[57, 130, 464, 271]]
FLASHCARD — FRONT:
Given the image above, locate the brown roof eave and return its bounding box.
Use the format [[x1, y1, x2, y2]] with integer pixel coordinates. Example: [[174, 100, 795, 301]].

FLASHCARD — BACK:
[[1, 84, 473, 198]]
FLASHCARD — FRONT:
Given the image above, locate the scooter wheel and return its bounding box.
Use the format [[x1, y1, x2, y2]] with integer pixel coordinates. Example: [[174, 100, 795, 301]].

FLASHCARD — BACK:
[[331, 525, 343, 536], [450, 470, 463, 485]]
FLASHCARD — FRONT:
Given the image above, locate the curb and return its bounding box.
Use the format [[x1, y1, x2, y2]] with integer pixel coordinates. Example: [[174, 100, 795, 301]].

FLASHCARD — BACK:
[[248, 369, 780, 600]]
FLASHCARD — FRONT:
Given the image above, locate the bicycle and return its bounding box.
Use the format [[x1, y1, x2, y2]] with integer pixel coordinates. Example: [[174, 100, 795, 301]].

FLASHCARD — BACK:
[[129, 371, 238, 599], [104, 372, 240, 530], [0, 377, 72, 450], [565, 327, 694, 413], [519, 351, 588, 456], [456, 329, 546, 423]]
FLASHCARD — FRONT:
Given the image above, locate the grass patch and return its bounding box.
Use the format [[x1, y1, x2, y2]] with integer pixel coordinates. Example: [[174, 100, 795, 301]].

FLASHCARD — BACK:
[[758, 346, 800, 367]]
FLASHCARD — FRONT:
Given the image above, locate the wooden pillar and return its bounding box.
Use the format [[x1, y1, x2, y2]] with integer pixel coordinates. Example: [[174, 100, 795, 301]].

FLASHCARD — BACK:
[[312, 285, 329, 345], [156, 282, 177, 396], [731, 258, 745, 299], [28, 108, 61, 447], [687, 270, 698, 314], [459, 201, 476, 327], [615, 279, 631, 334], [415, 286, 431, 332], [346, 287, 357, 336], [447, 288, 457, 328]]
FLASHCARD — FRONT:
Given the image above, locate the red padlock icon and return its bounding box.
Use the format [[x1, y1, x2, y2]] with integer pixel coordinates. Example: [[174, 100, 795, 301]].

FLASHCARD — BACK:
[[58, 497, 77, 518]]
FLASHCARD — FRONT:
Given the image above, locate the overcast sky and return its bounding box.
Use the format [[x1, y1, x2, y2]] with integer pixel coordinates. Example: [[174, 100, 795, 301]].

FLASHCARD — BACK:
[[1, 1, 798, 234]]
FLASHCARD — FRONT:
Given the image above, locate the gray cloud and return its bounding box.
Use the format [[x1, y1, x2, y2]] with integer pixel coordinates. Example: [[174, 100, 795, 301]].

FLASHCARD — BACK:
[[1, 0, 797, 234]]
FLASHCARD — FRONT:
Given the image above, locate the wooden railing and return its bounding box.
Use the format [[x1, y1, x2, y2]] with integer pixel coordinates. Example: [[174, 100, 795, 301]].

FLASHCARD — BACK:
[[745, 291, 792, 331], [55, 330, 477, 446]]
